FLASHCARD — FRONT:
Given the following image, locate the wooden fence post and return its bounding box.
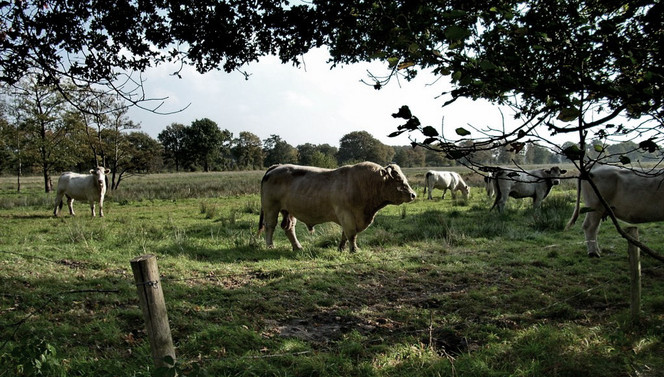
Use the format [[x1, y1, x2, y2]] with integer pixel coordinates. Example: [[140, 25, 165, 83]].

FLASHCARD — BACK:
[[131, 254, 176, 369], [626, 227, 641, 324]]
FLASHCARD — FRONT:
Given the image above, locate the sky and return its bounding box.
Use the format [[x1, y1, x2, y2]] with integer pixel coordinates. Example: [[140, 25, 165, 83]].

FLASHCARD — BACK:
[[127, 47, 512, 148]]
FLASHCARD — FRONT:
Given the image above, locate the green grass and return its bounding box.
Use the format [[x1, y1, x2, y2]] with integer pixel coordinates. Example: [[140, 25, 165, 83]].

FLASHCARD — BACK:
[[0, 169, 663, 376]]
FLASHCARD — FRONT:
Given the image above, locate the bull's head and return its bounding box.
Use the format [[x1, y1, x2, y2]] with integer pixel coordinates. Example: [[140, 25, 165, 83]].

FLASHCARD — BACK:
[[544, 166, 567, 185], [383, 164, 417, 203], [90, 167, 111, 188]]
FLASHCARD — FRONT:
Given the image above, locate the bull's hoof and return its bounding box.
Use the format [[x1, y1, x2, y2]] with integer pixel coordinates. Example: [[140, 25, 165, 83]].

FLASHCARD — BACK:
[[588, 252, 601, 258]]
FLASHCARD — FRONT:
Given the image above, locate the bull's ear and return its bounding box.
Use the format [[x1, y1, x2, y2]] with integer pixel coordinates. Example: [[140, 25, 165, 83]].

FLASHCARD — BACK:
[[544, 169, 552, 174], [104, 169, 111, 174], [560, 169, 567, 174], [89, 169, 94, 174]]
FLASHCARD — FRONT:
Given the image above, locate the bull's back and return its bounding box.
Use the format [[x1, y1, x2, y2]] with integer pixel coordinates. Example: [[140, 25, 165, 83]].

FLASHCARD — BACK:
[[261, 166, 346, 225], [58, 173, 100, 201], [584, 167, 664, 223], [428, 171, 452, 189]]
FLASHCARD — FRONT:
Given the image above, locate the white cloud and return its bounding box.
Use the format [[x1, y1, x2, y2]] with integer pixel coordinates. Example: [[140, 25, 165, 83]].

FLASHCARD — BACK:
[[128, 47, 522, 147]]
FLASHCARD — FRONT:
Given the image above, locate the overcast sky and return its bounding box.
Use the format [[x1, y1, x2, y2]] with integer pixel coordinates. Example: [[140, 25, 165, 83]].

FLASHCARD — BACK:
[[127, 47, 513, 148]]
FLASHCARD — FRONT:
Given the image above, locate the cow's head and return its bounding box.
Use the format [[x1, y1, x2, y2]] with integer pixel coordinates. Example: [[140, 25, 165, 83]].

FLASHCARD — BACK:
[[90, 167, 110, 188], [459, 181, 471, 199], [543, 166, 568, 185], [382, 164, 417, 204]]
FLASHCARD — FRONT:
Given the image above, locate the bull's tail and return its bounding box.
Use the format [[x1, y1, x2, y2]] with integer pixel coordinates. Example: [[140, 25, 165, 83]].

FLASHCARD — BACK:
[[490, 171, 503, 211], [257, 209, 265, 236], [423, 172, 431, 195], [565, 175, 582, 231]]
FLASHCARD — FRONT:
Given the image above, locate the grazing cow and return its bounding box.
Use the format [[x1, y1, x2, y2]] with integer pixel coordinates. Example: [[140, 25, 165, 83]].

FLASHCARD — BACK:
[[484, 172, 496, 197], [54, 166, 111, 217], [423, 170, 470, 200], [258, 162, 416, 252], [566, 165, 664, 257], [491, 166, 567, 212]]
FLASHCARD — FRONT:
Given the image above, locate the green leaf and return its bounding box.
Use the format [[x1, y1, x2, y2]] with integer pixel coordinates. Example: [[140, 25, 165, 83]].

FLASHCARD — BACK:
[[422, 126, 439, 137], [557, 107, 579, 122], [593, 144, 604, 152], [639, 139, 658, 153], [445, 25, 471, 41], [455, 127, 471, 136], [562, 145, 583, 160], [403, 117, 421, 130], [388, 130, 405, 138], [391, 105, 412, 119], [619, 155, 631, 164]]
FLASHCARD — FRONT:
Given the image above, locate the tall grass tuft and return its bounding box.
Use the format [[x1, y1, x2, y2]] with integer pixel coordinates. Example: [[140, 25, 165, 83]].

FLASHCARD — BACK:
[[529, 195, 573, 231]]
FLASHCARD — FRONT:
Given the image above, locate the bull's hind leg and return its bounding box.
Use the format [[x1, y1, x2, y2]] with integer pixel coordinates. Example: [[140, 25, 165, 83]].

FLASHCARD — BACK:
[[582, 212, 602, 257], [263, 208, 279, 248], [280, 210, 303, 250], [66, 195, 76, 216], [339, 228, 359, 252], [53, 192, 64, 216]]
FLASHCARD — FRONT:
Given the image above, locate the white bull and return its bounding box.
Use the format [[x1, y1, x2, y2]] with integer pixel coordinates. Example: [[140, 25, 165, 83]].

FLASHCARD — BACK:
[[258, 162, 416, 252], [423, 170, 470, 200], [53, 166, 110, 217], [491, 166, 567, 212], [566, 165, 664, 257]]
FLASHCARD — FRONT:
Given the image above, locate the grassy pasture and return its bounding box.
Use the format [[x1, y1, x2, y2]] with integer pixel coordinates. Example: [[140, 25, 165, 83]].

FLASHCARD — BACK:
[[0, 168, 663, 376]]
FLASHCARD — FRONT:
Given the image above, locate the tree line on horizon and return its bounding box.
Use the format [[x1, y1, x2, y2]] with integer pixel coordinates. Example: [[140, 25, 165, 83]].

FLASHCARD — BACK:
[[0, 76, 659, 193]]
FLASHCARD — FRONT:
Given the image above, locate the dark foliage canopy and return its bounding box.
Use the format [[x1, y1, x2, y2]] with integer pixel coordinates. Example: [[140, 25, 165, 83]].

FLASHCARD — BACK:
[[2, 1, 662, 160]]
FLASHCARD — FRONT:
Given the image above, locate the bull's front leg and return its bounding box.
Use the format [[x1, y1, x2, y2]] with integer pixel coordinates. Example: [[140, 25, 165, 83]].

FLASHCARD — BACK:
[[280, 210, 303, 251], [67, 197, 76, 216], [99, 197, 105, 217], [338, 232, 348, 251], [90, 202, 96, 217]]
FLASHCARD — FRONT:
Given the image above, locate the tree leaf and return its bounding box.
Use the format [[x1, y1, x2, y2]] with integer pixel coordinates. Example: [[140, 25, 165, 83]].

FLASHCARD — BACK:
[[455, 127, 470, 136], [557, 107, 579, 122], [593, 144, 604, 152], [444, 25, 471, 41], [639, 139, 658, 153], [388, 130, 405, 138], [391, 105, 412, 119], [422, 126, 439, 137], [403, 117, 421, 130], [619, 155, 631, 164], [562, 145, 583, 161]]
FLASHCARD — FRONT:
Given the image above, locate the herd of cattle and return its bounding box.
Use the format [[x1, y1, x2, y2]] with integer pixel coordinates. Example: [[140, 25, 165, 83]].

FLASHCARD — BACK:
[[52, 162, 664, 258]]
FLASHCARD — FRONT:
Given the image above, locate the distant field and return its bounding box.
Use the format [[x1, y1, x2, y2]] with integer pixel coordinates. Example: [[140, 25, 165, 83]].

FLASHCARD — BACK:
[[1, 167, 662, 376]]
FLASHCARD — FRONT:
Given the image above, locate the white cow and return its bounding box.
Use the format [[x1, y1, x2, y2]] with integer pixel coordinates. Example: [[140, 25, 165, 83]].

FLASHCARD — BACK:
[[491, 166, 567, 212], [566, 165, 664, 257], [423, 171, 470, 200], [53, 166, 111, 217]]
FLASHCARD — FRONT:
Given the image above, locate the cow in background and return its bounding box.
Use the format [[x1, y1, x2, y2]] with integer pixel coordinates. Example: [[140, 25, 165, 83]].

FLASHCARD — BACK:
[[491, 166, 567, 212], [424, 170, 470, 200], [54, 166, 111, 217], [258, 162, 416, 252], [566, 165, 664, 257]]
